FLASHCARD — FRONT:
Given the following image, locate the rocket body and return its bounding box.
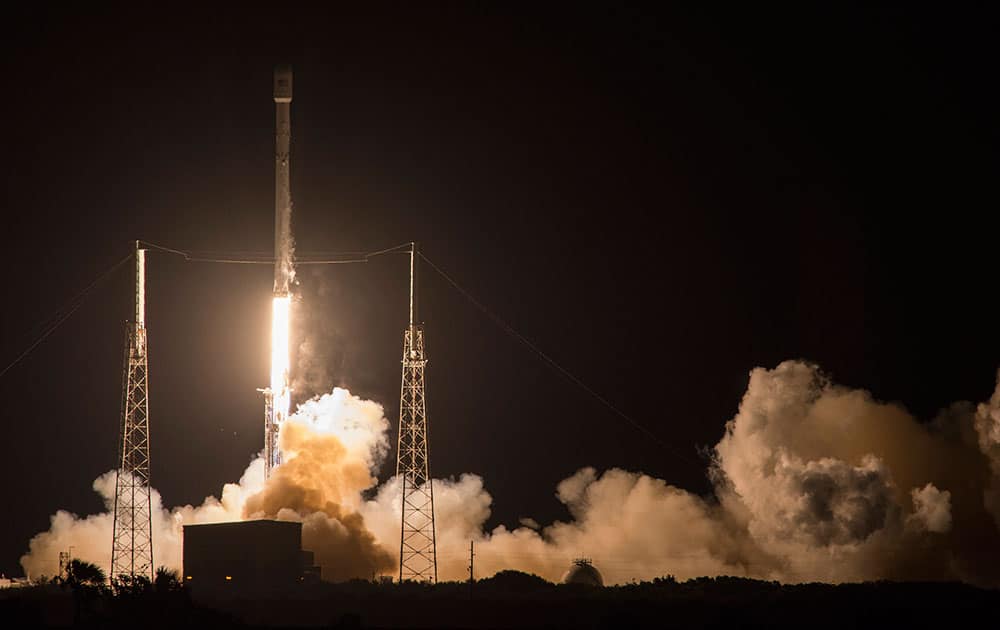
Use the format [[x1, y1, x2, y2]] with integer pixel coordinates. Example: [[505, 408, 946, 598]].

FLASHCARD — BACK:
[[264, 65, 294, 479], [273, 65, 293, 295]]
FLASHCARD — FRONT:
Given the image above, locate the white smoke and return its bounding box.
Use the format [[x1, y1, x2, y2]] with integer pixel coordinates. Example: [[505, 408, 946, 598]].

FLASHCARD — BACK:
[[361, 361, 1000, 586], [21, 388, 389, 581], [908, 484, 952, 534], [22, 361, 1000, 587], [974, 372, 1000, 528]]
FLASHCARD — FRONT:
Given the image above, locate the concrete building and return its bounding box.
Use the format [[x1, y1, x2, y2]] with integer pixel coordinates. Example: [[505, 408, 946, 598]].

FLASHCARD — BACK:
[[183, 520, 317, 594]]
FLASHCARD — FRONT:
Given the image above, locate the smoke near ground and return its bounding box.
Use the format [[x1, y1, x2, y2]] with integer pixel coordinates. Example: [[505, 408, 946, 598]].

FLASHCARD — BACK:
[[21, 388, 392, 582], [362, 361, 1000, 586], [21, 361, 1000, 587], [243, 391, 395, 581], [974, 377, 1000, 529]]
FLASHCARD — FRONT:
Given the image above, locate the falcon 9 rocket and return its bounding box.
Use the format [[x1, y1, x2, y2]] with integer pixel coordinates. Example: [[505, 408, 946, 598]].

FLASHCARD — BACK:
[[263, 65, 294, 478]]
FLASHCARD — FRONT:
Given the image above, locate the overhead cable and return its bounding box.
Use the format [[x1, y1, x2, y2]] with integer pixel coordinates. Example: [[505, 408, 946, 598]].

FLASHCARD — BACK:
[[0, 252, 134, 380], [138, 240, 410, 265], [419, 252, 700, 467]]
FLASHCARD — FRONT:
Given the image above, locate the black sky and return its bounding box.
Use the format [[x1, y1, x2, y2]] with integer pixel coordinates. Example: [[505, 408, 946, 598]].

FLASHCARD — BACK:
[[0, 5, 997, 577]]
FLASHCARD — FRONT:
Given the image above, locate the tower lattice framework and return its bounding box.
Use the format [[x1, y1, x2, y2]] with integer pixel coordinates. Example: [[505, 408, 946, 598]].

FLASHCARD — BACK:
[[396, 244, 437, 582], [111, 245, 154, 581]]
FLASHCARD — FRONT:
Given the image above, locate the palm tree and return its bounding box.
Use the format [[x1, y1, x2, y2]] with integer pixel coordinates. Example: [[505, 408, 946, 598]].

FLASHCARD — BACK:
[[63, 559, 106, 589], [154, 566, 181, 592]]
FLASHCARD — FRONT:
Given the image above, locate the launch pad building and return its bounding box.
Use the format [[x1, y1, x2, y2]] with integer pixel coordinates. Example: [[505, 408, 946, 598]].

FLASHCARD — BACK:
[[183, 520, 317, 593]]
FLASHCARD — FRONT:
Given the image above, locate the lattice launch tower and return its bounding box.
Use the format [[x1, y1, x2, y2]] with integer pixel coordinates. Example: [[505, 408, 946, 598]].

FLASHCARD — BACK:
[[111, 242, 154, 581], [396, 243, 437, 582]]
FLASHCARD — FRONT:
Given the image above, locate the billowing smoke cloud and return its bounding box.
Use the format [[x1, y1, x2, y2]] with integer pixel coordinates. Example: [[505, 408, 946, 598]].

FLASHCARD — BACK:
[[363, 467, 778, 585], [909, 484, 952, 534], [974, 374, 1000, 528], [21, 388, 394, 582], [244, 391, 395, 581], [365, 361, 1000, 586], [20, 462, 261, 581], [22, 361, 1000, 587]]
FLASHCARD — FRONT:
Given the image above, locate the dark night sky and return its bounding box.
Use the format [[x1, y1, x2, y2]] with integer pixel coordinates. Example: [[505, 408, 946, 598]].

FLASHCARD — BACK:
[[0, 5, 997, 577]]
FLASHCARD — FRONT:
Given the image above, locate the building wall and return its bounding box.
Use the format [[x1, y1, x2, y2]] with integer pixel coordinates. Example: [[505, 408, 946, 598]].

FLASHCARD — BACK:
[[183, 520, 304, 593]]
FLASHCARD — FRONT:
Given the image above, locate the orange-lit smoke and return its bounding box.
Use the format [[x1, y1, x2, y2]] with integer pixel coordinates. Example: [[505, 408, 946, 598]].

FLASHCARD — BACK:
[[22, 363, 1000, 587], [21, 388, 394, 582], [361, 362, 1000, 587]]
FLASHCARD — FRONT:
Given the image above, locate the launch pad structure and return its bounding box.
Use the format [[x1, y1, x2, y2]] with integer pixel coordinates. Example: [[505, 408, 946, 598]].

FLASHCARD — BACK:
[[110, 242, 154, 581], [109, 65, 438, 584], [260, 66, 437, 581], [396, 244, 438, 582]]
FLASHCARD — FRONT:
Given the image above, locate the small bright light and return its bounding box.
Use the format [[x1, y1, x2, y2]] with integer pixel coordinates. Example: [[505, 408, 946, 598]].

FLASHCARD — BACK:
[[185, 576, 192, 580], [225, 575, 232, 581]]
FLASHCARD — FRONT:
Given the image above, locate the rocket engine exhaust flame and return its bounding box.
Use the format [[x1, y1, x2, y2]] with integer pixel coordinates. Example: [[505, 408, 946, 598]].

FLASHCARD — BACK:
[[271, 295, 291, 401], [263, 294, 292, 472]]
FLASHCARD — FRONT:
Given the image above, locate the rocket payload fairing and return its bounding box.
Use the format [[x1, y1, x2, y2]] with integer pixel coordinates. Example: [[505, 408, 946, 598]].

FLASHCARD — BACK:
[[273, 65, 293, 295]]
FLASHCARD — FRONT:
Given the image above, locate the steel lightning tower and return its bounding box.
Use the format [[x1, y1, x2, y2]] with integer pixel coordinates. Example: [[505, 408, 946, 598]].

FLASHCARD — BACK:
[[396, 243, 437, 582], [111, 242, 154, 581], [262, 64, 294, 479]]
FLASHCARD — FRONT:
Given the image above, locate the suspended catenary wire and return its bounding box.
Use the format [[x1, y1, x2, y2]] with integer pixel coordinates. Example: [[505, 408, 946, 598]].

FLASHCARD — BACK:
[[137, 240, 412, 265], [418, 252, 700, 467], [0, 241, 409, 378], [3, 239, 696, 463], [0, 252, 135, 380]]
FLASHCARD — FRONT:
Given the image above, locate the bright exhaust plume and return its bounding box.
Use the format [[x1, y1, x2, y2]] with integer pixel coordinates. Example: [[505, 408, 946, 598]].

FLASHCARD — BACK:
[[271, 294, 291, 430]]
